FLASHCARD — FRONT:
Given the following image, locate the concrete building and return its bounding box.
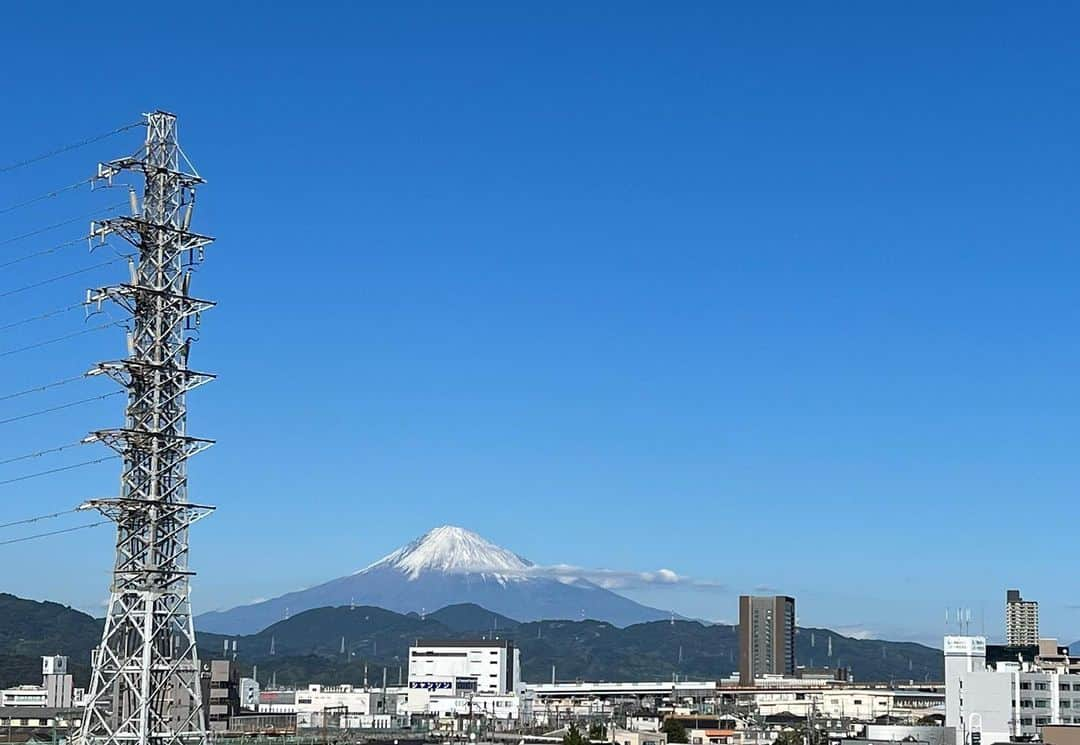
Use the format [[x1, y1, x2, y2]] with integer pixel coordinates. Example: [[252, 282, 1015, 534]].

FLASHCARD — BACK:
[[408, 639, 521, 696], [200, 660, 240, 732], [288, 684, 400, 727], [611, 727, 668, 745], [0, 687, 47, 708], [738, 596, 795, 685], [239, 677, 260, 711], [946, 634, 1080, 745], [1006, 589, 1039, 647], [41, 656, 73, 709], [944, 635, 986, 734]]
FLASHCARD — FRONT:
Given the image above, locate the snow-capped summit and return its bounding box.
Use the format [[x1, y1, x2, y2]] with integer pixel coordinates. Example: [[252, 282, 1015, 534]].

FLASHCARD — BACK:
[[196, 524, 671, 634], [362, 525, 533, 579]]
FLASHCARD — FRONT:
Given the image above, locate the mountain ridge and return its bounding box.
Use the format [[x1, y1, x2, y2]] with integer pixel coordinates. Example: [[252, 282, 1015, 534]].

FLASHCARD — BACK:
[[0, 594, 944, 686]]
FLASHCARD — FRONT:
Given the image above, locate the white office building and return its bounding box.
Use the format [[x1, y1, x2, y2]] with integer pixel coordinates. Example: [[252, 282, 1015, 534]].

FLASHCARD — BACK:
[[408, 639, 521, 696], [407, 640, 526, 724], [946, 635, 1080, 745]]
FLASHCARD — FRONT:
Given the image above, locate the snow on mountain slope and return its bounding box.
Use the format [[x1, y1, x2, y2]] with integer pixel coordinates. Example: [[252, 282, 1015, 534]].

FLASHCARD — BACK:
[[360, 525, 533, 580], [196, 525, 672, 634]]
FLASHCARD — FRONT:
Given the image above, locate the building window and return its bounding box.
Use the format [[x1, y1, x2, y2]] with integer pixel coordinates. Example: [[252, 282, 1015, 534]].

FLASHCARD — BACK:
[[1021, 682, 1032, 690], [1035, 682, 1049, 691]]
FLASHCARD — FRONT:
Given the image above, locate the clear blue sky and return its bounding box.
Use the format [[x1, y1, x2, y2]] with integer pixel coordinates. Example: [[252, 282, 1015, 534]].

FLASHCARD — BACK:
[[0, 2, 1076, 646]]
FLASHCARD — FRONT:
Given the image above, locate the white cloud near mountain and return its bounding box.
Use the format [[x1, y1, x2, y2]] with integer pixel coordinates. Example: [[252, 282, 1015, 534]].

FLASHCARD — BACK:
[[523, 563, 726, 591]]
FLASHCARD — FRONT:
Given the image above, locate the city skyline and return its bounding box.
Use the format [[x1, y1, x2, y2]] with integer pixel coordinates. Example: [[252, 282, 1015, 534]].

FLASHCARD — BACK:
[[0, 3, 1078, 649]]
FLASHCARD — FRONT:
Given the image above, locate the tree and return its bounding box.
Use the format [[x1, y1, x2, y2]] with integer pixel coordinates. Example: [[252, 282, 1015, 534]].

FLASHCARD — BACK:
[[662, 719, 688, 744], [773, 730, 803, 745], [564, 723, 588, 745], [588, 723, 607, 741]]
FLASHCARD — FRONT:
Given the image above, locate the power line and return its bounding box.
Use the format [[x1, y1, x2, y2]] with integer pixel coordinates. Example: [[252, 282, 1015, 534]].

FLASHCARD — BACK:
[[0, 255, 129, 300], [0, 507, 84, 530], [0, 521, 110, 547], [0, 456, 119, 488], [0, 121, 142, 176], [0, 302, 87, 334], [0, 202, 125, 249], [0, 391, 123, 427], [0, 237, 86, 271], [0, 373, 91, 403], [0, 177, 95, 217], [0, 321, 125, 359], [0, 441, 86, 467]]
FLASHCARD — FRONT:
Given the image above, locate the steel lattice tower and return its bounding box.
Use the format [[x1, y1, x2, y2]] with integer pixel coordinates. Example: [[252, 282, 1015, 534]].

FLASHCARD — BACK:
[[79, 111, 215, 745]]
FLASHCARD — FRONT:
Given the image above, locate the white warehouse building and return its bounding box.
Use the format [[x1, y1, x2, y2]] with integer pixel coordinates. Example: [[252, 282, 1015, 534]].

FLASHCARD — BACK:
[[407, 639, 526, 724]]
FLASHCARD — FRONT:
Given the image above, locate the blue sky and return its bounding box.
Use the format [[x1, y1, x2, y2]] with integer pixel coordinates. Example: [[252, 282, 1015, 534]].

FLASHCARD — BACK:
[[0, 2, 1077, 646]]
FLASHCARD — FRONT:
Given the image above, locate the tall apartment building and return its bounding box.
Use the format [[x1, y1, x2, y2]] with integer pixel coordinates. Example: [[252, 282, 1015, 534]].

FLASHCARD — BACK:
[[1006, 589, 1039, 646], [200, 660, 240, 732], [738, 595, 796, 685]]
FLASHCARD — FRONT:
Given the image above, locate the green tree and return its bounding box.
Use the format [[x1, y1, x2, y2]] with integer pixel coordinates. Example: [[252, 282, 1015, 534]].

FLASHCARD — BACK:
[[662, 719, 688, 744], [588, 723, 607, 741], [564, 723, 588, 745], [773, 730, 803, 745]]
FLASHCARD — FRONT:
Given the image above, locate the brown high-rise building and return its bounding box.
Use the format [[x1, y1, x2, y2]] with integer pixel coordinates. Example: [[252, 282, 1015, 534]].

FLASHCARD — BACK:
[[738, 595, 795, 685]]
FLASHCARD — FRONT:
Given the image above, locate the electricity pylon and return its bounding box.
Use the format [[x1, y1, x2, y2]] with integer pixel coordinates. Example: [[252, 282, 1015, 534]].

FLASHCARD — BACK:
[[79, 111, 215, 745]]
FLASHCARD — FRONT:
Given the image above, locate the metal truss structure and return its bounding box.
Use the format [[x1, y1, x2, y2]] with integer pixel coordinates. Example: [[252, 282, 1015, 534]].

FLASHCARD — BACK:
[[79, 111, 215, 745]]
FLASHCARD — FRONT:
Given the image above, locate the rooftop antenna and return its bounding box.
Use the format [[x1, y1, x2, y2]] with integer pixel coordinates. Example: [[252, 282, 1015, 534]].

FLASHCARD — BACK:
[[670, 611, 675, 626], [232, 640, 237, 661], [827, 636, 833, 657]]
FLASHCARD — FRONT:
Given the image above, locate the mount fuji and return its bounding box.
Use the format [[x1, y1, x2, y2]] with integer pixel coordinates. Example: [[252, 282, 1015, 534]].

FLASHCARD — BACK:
[[196, 526, 673, 634]]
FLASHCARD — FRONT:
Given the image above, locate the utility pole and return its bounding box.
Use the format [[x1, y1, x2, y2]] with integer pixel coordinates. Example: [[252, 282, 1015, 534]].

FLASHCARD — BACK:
[[78, 111, 216, 745]]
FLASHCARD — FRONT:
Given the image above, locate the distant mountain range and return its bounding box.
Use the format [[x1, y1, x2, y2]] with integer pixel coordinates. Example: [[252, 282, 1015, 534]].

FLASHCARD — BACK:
[[197, 526, 673, 634], [0, 593, 943, 688]]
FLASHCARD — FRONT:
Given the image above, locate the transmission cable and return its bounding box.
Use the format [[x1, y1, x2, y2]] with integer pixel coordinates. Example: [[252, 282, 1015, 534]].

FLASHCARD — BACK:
[[0, 521, 110, 547], [0, 456, 119, 488], [0, 321, 125, 360], [0, 237, 86, 271], [0, 202, 126, 248], [0, 391, 123, 427], [0, 121, 142, 176], [0, 178, 98, 218], [0, 302, 88, 334], [0, 507, 85, 530], [0, 441, 86, 467], [0, 373, 93, 403], [0, 255, 129, 301]]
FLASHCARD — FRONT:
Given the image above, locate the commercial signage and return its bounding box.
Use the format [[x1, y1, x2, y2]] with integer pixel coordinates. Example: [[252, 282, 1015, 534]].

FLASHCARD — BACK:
[[409, 681, 452, 691], [944, 636, 986, 655]]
